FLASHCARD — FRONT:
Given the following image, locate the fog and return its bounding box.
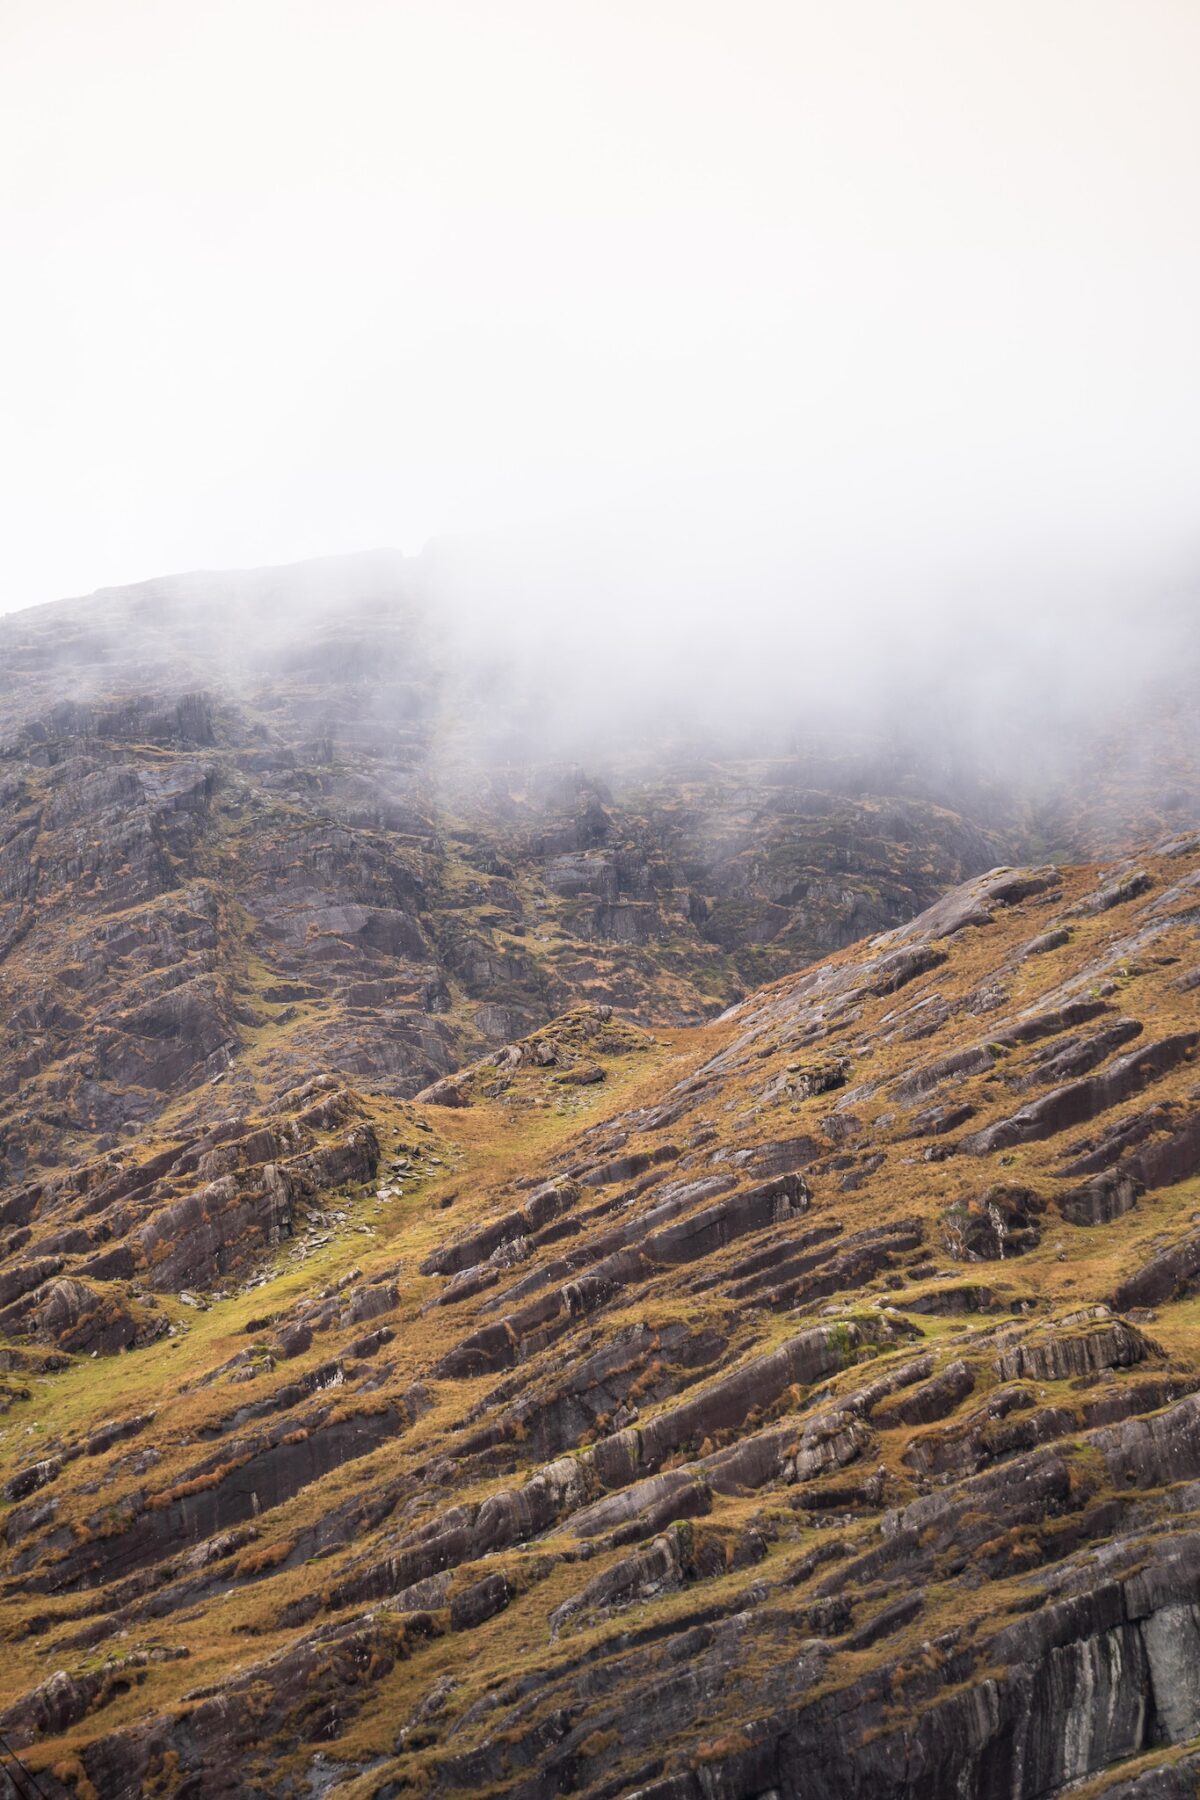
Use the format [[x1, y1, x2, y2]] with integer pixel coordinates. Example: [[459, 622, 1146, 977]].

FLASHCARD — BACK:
[[2, 0, 1199, 779]]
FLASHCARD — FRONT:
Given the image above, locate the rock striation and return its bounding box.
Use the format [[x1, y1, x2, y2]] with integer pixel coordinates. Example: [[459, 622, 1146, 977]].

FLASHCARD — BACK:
[[0, 564, 1199, 1797]]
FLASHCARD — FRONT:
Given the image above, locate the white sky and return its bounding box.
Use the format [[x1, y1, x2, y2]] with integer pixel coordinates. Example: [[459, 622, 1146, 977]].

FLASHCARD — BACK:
[[2, 0, 1200, 614]]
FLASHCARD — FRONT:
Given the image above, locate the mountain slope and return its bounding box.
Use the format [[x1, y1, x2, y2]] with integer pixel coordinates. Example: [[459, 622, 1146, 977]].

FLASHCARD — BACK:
[[0, 558, 1033, 1194], [0, 835, 1198, 1798], [4, 555, 1197, 1207]]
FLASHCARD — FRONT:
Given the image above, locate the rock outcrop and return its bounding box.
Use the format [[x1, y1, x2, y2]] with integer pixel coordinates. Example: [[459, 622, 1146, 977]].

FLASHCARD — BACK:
[[1, 570, 1199, 1797]]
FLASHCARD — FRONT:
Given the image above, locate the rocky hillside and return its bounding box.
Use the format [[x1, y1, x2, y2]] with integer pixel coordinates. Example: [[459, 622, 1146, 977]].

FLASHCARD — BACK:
[[2, 555, 1196, 1203], [1, 557, 1199, 1798], [0, 557, 1028, 1194], [0, 821, 1198, 1796]]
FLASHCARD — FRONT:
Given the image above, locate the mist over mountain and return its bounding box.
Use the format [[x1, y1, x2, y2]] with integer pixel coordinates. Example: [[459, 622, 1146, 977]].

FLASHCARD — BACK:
[[0, 551, 1193, 1186], [9, 545, 1199, 814], [1, 558, 1200, 1798], [5, 3, 1200, 1795]]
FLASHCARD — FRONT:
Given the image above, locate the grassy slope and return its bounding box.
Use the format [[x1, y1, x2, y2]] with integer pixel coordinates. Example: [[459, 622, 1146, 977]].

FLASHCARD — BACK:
[[1, 843, 1199, 1795]]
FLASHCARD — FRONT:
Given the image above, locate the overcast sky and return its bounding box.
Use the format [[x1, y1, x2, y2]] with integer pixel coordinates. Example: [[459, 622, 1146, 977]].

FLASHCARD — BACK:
[[2, 0, 1200, 617]]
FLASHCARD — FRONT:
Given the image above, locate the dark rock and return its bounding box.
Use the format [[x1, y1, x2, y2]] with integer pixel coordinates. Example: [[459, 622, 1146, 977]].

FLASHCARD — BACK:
[[449, 1571, 511, 1630], [1020, 927, 1071, 957], [1114, 1229, 1200, 1311], [4, 1457, 61, 1503], [864, 944, 949, 997], [942, 1185, 1044, 1260], [871, 1360, 974, 1428], [1068, 868, 1154, 914], [1056, 1170, 1140, 1226], [963, 1032, 1199, 1156], [994, 1311, 1150, 1382]]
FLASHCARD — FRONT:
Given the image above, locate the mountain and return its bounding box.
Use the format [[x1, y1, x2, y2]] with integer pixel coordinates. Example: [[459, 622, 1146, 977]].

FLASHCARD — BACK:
[[0, 559, 1198, 1799], [1, 555, 1195, 1194], [0, 554, 1014, 1188]]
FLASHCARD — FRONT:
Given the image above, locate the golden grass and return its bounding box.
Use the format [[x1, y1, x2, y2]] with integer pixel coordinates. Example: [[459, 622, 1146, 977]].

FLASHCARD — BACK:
[[5, 843, 1200, 1790]]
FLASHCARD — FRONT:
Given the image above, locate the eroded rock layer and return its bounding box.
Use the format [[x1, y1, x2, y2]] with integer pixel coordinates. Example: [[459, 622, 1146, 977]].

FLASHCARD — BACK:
[[0, 559, 1043, 1202], [0, 827, 1198, 1798]]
